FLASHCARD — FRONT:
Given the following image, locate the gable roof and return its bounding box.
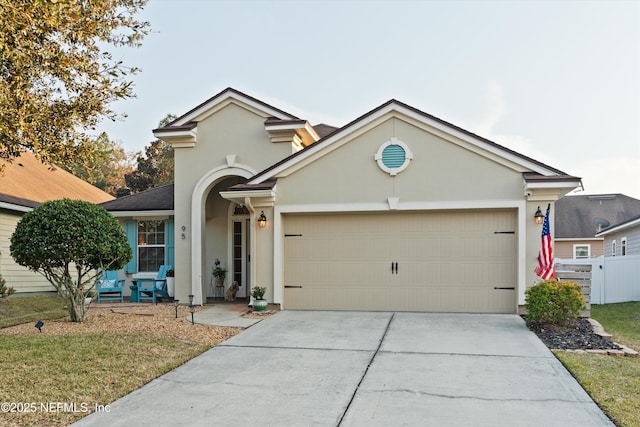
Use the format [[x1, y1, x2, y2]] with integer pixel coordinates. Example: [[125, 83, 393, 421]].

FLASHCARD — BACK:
[[153, 87, 322, 148], [162, 87, 300, 128], [555, 194, 640, 238], [595, 212, 640, 237], [245, 98, 579, 186], [0, 152, 114, 210], [98, 184, 174, 212]]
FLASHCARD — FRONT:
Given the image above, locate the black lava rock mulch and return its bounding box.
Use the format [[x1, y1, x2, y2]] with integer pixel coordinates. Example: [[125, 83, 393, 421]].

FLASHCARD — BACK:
[[522, 316, 622, 351]]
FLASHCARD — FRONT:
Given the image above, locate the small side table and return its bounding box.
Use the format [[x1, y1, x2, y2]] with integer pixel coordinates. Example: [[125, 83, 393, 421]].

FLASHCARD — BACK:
[[214, 285, 224, 299]]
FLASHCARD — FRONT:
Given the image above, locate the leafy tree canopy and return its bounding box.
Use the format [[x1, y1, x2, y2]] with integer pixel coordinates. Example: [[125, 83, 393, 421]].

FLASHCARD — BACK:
[[61, 132, 135, 196], [122, 114, 175, 195], [10, 199, 132, 321], [0, 0, 149, 169]]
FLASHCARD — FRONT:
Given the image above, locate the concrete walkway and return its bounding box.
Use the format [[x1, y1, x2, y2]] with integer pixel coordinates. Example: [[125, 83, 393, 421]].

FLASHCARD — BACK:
[[191, 303, 265, 328], [73, 312, 613, 427]]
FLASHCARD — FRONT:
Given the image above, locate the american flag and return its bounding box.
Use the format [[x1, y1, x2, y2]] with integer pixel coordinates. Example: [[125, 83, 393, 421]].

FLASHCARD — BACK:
[[535, 204, 555, 279]]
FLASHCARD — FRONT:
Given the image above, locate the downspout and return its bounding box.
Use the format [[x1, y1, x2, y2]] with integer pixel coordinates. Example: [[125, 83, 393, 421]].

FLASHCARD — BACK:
[[244, 197, 257, 307]]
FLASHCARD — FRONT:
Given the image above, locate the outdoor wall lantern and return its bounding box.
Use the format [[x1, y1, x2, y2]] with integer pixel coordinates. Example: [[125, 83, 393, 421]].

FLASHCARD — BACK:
[[534, 206, 544, 225], [258, 211, 267, 228], [174, 299, 180, 319]]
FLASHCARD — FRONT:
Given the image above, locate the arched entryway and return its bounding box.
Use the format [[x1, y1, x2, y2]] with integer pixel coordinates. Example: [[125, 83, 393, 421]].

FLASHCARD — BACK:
[[191, 165, 256, 305]]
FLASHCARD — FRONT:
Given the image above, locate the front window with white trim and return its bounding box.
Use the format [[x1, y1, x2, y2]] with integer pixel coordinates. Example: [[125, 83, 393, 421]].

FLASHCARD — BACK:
[[573, 244, 590, 258], [138, 220, 165, 271]]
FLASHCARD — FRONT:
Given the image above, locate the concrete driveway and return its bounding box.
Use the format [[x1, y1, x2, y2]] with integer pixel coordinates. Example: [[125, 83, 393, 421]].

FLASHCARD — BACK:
[[74, 312, 613, 426]]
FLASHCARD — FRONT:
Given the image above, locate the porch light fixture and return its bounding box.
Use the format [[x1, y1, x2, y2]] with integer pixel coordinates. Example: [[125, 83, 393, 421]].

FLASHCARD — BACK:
[[258, 211, 267, 228], [534, 206, 544, 225], [174, 299, 180, 319]]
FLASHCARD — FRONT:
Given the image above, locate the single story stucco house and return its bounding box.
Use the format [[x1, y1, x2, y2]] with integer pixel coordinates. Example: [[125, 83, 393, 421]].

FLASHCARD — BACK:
[[102, 87, 582, 313]]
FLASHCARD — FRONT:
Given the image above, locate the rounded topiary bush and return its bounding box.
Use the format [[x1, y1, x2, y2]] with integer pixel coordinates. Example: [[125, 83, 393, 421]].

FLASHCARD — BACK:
[[525, 280, 586, 326]]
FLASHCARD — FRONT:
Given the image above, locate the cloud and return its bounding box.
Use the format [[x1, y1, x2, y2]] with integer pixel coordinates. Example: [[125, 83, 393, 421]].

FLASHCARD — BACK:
[[568, 156, 640, 199], [475, 81, 507, 138]]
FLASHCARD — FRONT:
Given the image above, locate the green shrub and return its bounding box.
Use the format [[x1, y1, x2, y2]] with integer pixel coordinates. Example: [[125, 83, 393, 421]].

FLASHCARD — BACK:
[[0, 274, 16, 299], [525, 280, 586, 326]]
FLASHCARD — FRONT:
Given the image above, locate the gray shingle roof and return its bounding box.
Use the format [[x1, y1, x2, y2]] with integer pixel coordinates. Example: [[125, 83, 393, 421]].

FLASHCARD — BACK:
[[555, 194, 640, 238], [98, 184, 174, 211]]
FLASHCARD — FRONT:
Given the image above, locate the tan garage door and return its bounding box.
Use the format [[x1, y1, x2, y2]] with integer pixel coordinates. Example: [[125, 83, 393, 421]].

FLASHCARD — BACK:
[[283, 210, 517, 313]]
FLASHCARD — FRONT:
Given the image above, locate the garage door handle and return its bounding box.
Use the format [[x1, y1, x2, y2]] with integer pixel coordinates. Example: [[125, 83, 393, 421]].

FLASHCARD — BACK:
[[391, 262, 398, 274], [494, 287, 515, 290], [285, 285, 303, 289]]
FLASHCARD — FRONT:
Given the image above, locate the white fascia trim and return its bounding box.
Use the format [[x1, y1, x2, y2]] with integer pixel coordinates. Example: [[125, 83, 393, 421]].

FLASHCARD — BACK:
[[153, 128, 197, 148], [525, 180, 582, 190], [272, 199, 527, 310], [220, 190, 275, 205], [252, 103, 564, 184], [173, 93, 296, 126], [276, 199, 523, 214], [107, 210, 174, 218], [0, 202, 33, 213], [596, 217, 640, 237]]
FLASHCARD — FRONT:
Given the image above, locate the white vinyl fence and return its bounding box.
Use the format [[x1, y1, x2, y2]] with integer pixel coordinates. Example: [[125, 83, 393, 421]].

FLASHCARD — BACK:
[[555, 254, 640, 304]]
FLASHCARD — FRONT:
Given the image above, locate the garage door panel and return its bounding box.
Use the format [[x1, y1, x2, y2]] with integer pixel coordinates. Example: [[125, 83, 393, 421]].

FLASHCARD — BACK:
[[283, 210, 516, 313]]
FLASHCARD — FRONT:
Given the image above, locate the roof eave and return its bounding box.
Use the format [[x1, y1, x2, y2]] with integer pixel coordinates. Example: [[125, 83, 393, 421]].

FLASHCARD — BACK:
[[596, 217, 640, 237]]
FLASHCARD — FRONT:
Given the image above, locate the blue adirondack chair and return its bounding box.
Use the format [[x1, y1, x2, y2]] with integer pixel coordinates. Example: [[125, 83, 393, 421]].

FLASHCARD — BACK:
[[96, 270, 125, 303], [136, 265, 172, 304]]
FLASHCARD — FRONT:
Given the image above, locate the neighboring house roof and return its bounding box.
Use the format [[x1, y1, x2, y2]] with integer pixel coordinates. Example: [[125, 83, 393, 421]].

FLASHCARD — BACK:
[[555, 194, 640, 238], [595, 212, 640, 237], [98, 184, 174, 212], [0, 151, 114, 210]]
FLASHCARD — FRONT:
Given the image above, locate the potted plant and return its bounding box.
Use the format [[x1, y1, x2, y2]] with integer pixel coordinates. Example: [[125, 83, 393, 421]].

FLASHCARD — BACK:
[[212, 264, 228, 287], [250, 286, 268, 312], [166, 269, 175, 297], [83, 288, 95, 307]]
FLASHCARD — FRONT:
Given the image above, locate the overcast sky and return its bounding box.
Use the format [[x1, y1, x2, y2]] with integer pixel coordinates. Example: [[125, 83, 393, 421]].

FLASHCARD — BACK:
[[97, 0, 640, 199]]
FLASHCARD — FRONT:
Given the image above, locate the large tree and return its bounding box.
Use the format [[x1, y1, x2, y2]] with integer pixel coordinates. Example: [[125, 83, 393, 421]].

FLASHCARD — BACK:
[[10, 199, 132, 322], [0, 0, 149, 169], [122, 114, 175, 194], [62, 132, 135, 196]]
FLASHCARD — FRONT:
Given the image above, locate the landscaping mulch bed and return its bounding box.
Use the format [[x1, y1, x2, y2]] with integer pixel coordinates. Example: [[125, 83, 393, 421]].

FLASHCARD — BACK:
[[0, 303, 242, 345], [523, 316, 622, 351]]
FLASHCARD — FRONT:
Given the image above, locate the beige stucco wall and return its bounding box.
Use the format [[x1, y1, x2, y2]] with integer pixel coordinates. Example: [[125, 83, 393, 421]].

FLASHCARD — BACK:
[[0, 210, 55, 293], [276, 117, 525, 206], [172, 102, 292, 303]]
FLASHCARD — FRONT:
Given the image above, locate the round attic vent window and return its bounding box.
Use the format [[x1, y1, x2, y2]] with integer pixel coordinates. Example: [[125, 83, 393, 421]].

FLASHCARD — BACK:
[[375, 138, 413, 176]]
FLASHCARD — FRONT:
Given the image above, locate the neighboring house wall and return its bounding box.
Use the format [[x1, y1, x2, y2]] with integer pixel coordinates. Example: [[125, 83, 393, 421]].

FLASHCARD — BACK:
[[603, 229, 640, 256], [555, 239, 603, 259], [0, 210, 54, 292], [0, 152, 114, 293]]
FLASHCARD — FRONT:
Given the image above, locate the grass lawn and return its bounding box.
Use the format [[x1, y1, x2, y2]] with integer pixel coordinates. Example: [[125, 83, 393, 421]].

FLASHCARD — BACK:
[[0, 295, 220, 426], [554, 302, 640, 427], [0, 294, 68, 328]]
